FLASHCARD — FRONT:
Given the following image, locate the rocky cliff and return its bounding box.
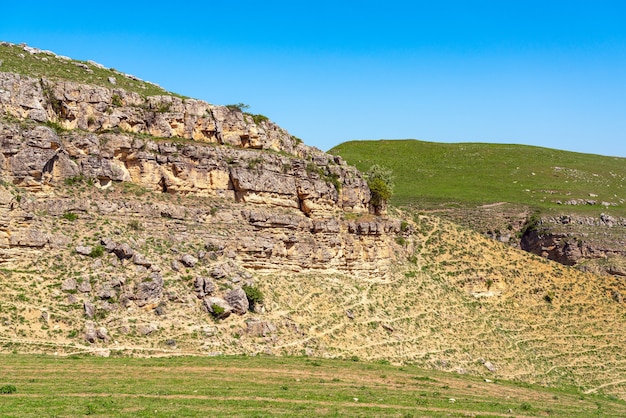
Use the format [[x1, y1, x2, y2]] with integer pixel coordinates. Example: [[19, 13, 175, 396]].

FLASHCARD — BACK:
[[520, 213, 626, 274], [0, 71, 374, 215], [0, 54, 416, 355]]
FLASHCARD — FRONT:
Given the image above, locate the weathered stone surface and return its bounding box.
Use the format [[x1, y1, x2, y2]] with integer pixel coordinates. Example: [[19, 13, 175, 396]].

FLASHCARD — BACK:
[[84, 301, 95, 318], [482, 360, 497, 373], [0, 74, 374, 216], [9, 228, 48, 247], [180, 253, 198, 267], [113, 242, 134, 259], [225, 287, 249, 315], [97, 326, 109, 341], [133, 273, 164, 306], [98, 283, 115, 300], [84, 322, 97, 343], [78, 280, 92, 293], [75, 245, 92, 256], [140, 323, 158, 335], [245, 319, 276, 337], [194, 276, 216, 298], [0, 68, 408, 282], [61, 278, 77, 292], [132, 253, 152, 267]]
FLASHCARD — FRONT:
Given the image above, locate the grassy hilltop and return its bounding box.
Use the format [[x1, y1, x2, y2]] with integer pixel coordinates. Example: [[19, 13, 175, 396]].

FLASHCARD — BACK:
[[330, 139, 626, 216], [0, 42, 179, 98]]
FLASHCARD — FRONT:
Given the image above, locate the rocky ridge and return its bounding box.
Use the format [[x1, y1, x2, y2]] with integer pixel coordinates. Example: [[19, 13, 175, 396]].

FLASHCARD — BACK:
[[0, 56, 414, 356], [0, 70, 375, 216]]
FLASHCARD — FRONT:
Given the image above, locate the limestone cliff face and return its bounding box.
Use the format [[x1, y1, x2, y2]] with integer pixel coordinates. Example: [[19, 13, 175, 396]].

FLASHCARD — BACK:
[[0, 72, 298, 154], [0, 70, 408, 278], [520, 214, 626, 269], [0, 71, 372, 216]]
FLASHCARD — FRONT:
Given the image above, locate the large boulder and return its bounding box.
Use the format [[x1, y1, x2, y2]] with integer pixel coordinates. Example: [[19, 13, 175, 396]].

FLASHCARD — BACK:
[[225, 287, 249, 315]]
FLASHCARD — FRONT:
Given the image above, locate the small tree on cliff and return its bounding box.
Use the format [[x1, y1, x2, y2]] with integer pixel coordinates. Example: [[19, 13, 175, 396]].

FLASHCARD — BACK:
[[366, 164, 394, 214]]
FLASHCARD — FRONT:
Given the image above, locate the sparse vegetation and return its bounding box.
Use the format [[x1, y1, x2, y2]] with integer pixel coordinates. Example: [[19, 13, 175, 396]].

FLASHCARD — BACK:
[[0, 43, 185, 98], [111, 94, 123, 107], [249, 113, 269, 125], [61, 211, 78, 221], [210, 303, 225, 317], [226, 103, 249, 112], [88, 245, 104, 258], [128, 220, 143, 231], [242, 284, 264, 310]]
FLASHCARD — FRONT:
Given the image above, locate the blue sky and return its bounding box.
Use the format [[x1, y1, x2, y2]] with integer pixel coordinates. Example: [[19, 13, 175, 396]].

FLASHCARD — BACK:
[[2, 1, 626, 156]]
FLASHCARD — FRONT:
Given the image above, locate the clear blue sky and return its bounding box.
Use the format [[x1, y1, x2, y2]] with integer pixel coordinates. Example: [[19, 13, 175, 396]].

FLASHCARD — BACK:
[[3, 1, 626, 157]]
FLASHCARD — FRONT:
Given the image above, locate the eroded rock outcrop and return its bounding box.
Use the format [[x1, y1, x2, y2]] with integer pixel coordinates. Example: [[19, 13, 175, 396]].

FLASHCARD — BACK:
[[0, 62, 415, 355], [0, 118, 370, 217], [520, 214, 626, 269]]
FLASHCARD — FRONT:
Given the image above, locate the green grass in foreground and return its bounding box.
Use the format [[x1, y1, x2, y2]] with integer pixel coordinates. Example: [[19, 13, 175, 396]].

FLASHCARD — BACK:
[[330, 139, 626, 216], [0, 354, 625, 417], [0, 42, 182, 98]]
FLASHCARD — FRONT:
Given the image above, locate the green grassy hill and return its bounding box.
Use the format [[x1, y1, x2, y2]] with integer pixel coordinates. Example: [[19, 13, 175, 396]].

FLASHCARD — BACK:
[[0, 42, 181, 98], [330, 139, 626, 216]]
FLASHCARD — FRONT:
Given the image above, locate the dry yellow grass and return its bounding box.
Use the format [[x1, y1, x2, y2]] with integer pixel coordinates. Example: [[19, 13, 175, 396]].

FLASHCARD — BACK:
[[0, 186, 625, 401]]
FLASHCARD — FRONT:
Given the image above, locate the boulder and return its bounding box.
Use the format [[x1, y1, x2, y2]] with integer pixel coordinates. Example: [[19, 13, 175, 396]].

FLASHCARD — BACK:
[[113, 242, 134, 259], [225, 287, 249, 315], [96, 327, 108, 341], [133, 273, 164, 306], [84, 301, 95, 319], [193, 276, 216, 298], [246, 319, 276, 337], [61, 278, 77, 292], [140, 323, 158, 335], [75, 245, 92, 256], [180, 254, 198, 267], [132, 253, 152, 267], [9, 229, 48, 247], [78, 280, 92, 293], [203, 297, 232, 319]]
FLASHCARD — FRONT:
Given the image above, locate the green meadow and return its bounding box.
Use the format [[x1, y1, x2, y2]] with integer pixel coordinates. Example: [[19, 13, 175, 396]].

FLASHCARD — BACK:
[[1, 354, 625, 417], [330, 139, 626, 216]]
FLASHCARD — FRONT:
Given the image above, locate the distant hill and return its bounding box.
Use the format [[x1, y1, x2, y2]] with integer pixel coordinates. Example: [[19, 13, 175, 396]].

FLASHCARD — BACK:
[[329, 139, 626, 217]]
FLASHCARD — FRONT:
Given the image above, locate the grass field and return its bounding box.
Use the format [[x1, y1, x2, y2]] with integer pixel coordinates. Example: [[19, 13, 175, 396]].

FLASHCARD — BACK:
[[1, 354, 625, 417], [0, 42, 181, 98], [329, 139, 626, 216]]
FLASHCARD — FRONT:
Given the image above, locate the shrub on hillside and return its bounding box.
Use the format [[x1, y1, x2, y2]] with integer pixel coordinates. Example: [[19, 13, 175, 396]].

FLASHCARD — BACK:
[[242, 285, 264, 310], [0, 384, 16, 394], [366, 164, 394, 211]]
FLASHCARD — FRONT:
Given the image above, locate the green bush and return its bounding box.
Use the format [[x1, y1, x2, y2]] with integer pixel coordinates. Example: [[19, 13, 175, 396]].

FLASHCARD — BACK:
[[0, 384, 16, 394], [211, 303, 225, 317], [62, 211, 78, 221], [366, 164, 394, 209], [520, 401, 532, 411], [242, 285, 264, 310], [251, 114, 269, 125], [111, 94, 123, 107], [64, 175, 85, 186], [89, 245, 104, 258], [226, 103, 249, 112]]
